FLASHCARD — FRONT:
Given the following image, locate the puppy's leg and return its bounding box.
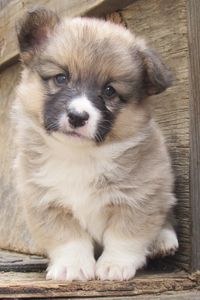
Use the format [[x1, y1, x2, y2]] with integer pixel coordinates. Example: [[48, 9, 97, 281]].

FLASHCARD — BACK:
[[96, 205, 165, 281], [24, 200, 95, 281], [149, 217, 178, 258]]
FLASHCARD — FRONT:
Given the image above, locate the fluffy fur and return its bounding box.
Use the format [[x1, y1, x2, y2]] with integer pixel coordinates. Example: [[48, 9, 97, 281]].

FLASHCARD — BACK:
[[12, 8, 178, 281]]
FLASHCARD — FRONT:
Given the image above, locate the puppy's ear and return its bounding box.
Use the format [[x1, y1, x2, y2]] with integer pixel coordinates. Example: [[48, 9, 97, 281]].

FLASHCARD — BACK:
[[141, 48, 173, 96], [16, 8, 59, 64]]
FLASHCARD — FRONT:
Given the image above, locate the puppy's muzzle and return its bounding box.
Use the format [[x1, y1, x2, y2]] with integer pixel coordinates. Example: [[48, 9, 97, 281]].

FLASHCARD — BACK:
[[68, 111, 89, 128]]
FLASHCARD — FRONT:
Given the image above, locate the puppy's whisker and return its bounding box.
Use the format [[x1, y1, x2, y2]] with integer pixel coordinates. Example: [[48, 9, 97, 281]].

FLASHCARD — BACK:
[[95, 132, 103, 143], [45, 120, 58, 131], [99, 125, 110, 130], [102, 120, 113, 125]]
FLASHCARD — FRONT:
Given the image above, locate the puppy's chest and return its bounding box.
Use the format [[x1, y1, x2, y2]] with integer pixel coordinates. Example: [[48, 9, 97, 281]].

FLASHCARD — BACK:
[[37, 148, 117, 235]]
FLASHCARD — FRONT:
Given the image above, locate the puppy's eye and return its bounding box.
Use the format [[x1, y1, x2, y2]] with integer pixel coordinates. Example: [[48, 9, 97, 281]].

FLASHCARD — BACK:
[[54, 73, 67, 85], [104, 85, 117, 98]]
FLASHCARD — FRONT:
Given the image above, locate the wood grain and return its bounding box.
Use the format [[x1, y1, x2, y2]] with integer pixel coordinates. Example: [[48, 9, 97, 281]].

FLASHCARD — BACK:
[[122, 0, 190, 271], [64, 292, 200, 300], [0, 271, 199, 298], [0, 250, 47, 272], [0, 0, 134, 70], [187, 0, 200, 272], [0, 0, 14, 10]]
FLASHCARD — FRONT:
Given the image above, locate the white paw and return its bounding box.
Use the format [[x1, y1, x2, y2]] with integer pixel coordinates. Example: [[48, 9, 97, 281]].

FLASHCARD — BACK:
[[46, 240, 95, 281], [46, 258, 95, 281], [149, 227, 179, 258], [96, 252, 145, 281]]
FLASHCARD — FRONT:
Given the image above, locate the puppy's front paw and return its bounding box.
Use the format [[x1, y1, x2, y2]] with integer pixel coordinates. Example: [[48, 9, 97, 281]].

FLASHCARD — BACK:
[[96, 260, 136, 281], [96, 252, 145, 281], [46, 240, 95, 281], [46, 258, 95, 281], [149, 227, 179, 258]]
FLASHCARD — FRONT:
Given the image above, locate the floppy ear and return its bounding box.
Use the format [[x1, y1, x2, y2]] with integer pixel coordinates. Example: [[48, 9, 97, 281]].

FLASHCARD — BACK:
[[142, 48, 173, 96], [16, 8, 59, 64]]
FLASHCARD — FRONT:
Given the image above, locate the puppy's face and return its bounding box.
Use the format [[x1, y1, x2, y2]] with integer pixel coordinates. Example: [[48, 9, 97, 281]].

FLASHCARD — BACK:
[[17, 9, 172, 143]]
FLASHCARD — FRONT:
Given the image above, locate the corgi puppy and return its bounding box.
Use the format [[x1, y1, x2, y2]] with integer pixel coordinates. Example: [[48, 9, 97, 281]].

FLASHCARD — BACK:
[[13, 8, 178, 281]]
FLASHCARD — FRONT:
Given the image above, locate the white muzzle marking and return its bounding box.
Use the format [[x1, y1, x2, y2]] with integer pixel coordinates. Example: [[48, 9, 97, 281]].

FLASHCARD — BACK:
[[59, 95, 100, 138]]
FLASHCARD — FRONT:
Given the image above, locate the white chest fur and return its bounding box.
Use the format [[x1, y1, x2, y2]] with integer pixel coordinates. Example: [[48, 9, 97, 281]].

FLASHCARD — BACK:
[[29, 132, 144, 242]]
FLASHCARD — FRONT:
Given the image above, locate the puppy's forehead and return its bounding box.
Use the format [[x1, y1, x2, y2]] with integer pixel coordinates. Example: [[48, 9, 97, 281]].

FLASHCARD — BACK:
[[42, 18, 140, 83]]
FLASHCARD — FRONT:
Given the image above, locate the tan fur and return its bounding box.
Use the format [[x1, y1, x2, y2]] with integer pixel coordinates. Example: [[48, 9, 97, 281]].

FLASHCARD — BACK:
[[4, 11, 178, 280]]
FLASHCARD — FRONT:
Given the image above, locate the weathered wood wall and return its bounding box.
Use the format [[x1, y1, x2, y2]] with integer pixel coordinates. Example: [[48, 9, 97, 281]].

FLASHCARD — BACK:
[[187, 0, 200, 272], [0, 0, 199, 273]]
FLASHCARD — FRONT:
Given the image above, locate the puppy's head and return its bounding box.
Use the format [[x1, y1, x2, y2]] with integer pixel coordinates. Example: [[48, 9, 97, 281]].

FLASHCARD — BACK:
[[16, 8, 172, 143]]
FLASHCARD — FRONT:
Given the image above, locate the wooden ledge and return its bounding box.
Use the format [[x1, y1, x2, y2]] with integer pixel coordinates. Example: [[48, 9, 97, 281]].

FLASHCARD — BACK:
[[0, 250, 199, 298], [0, 271, 199, 298]]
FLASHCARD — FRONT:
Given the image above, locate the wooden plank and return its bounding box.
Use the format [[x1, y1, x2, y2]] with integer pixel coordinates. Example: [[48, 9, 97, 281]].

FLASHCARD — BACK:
[[0, 0, 14, 10], [0, 250, 197, 298], [63, 292, 200, 300], [0, 0, 134, 70], [187, 0, 200, 272], [0, 271, 199, 298], [85, 0, 134, 17], [121, 0, 190, 271], [0, 250, 47, 272]]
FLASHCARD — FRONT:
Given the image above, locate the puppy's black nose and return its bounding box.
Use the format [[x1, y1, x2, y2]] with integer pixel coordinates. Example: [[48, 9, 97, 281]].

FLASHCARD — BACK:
[[68, 111, 89, 128]]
